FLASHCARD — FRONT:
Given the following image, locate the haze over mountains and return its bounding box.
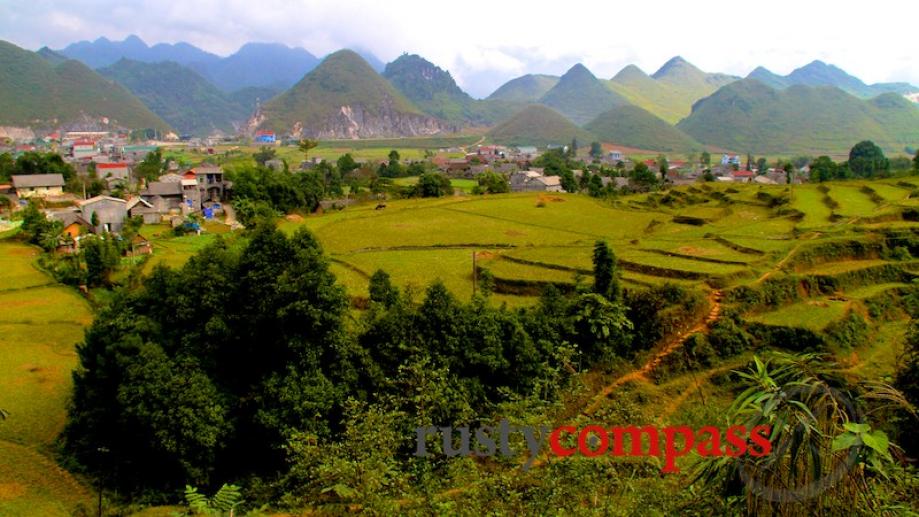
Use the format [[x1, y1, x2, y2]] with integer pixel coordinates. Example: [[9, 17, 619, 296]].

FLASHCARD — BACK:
[[0, 35, 917, 154]]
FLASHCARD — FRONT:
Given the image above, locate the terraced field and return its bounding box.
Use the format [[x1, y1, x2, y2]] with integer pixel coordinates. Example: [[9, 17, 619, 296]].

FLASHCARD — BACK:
[[0, 241, 93, 516], [4, 177, 919, 514]]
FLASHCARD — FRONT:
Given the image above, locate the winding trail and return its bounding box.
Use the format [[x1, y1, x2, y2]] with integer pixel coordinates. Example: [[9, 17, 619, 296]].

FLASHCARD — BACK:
[[581, 289, 722, 417]]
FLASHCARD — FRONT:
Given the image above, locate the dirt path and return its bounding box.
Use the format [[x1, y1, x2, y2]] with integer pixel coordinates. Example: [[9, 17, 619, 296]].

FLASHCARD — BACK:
[[580, 289, 722, 417]]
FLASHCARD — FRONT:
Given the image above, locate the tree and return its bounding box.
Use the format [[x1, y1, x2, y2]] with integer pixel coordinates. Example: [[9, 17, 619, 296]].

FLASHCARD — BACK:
[[559, 169, 578, 193], [81, 235, 119, 286], [474, 171, 509, 194], [810, 155, 838, 182], [592, 240, 621, 302], [783, 161, 794, 185], [298, 139, 319, 162], [589, 141, 603, 160], [568, 138, 579, 158], [913, 149, 919, 174], [630, 162, 657, 187], [755, 157, 767, 175], [657, 155, 669, 181], [848, 140, 889, 178], [369, 269, 399, 307], [415, 172, 453, 197], [134, 148, 164, 182], [337, 153, 358, 175], [700, 151, 711, 166], [252, 146, 276, 166], [744, 154, 753, 171]]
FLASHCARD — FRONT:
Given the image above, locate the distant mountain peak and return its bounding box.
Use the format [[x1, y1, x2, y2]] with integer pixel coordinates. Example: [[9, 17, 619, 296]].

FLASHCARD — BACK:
[[652, 55, 703, 80], [564, 63, 594, 77], [612, 64, 649, 81]]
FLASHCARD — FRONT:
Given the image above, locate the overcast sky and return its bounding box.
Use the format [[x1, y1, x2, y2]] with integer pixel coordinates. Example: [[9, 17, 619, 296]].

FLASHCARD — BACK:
[[1, 0, 916, 98]]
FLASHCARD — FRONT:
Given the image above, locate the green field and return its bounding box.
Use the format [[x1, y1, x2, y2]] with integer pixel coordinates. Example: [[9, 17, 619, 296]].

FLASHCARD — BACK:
[[0, 241, 93, 516], [3, 176, 919, 514]]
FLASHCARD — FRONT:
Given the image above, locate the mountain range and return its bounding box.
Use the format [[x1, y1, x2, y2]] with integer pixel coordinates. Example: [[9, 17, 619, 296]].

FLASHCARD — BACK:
[[0, 40, 169, 132], [747, 60, 917, 99], [1, 36, 917, 154]]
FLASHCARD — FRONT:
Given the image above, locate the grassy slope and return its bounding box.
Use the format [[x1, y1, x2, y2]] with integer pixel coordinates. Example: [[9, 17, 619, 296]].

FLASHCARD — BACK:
[[99, 59, 249, 135], [487, 104, 596, 147], [0, 40, 169, 131], [585, 104, 702, 152], [0, 240, 93, 516]]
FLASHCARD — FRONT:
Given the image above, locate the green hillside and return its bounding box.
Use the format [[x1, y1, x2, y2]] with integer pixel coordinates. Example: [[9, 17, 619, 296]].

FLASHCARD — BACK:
[[487, 74, 559, 102], [487, 104, 595, 147], [383, 53, 477, 125], [585, 104, 701, 151], [677, 79, 919, 154], [607, 65, 696, 124], [539, 64, 629, 125], [0, 40, 169, 131], [651, 56, 737, 103], [100, 59, 248, 135], [259, 49, 439, 138]]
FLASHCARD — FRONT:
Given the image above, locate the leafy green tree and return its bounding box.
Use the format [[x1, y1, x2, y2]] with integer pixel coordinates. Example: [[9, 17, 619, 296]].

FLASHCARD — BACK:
[[0, 152, 16, 181], [592, 240, 621, 302], [336, 153, 358, 175], [252, 146, 276, 166], [81, 235, 119, 286], [810, 155, 838, 182], [755, 157, 767, 174], [134, 148, 164, 182], [783, 161, 794, 184], [630, 162, 657, 187], [848, 140, 889, 178], [369, 269, 399, 307], [589, 141, 603, 160], [474, 171, 509, 194], [298, 139, 319, 162], [568, 138, 578, 158], [559, 169, 578, 193], [415, 172, 453, 197], [700, 151, 711, 166], [657, 155, 669, 180], [569, 293, 632, 361]]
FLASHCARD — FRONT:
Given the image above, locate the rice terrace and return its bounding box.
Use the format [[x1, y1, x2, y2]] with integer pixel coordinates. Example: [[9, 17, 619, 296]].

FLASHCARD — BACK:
[[3, 173, 919, 514]]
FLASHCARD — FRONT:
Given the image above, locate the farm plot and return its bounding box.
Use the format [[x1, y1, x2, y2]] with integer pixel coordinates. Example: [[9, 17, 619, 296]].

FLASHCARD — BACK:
[[747, 298, 849, 331], [831, 185, 882, 217]]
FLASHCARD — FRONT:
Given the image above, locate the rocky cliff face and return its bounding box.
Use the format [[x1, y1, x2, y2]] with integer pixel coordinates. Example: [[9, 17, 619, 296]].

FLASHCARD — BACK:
[[252, 101, 450, 139]]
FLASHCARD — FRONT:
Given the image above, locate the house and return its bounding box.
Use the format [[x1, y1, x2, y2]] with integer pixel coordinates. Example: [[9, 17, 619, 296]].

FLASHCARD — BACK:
[[534, 175, 563, 192], [189, 166, 229, 206], [753, 175, 777, 185], [127, 197, 159, 224], [254, 130, 276, 143], [732, 170, 755, 182], [71, 139, 97, 159], [510, 170, 565, 192], [95, 162, 130, 181], [608, 150, 623, 162], [128, 234, 153, 256], [140, 181, 185, 214], [11, 174, 65, 198], [78, 196, 128, 234]]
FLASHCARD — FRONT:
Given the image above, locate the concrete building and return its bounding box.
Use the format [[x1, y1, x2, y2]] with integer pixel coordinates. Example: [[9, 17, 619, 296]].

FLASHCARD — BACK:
[[78, 196, 128, 234], [11, 174, 65, 198]]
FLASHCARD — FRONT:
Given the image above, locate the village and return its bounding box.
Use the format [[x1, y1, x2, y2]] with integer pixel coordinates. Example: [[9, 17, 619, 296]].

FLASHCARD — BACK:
[[0, 127, 814, 259]]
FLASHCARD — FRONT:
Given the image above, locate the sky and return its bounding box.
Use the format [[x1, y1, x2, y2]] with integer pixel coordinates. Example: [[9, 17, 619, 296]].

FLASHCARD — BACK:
[[0, 0, 916, 98]]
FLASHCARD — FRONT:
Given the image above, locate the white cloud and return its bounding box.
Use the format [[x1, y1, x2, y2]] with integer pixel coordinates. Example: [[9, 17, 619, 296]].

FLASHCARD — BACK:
[[0, 0, 916, 97]]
